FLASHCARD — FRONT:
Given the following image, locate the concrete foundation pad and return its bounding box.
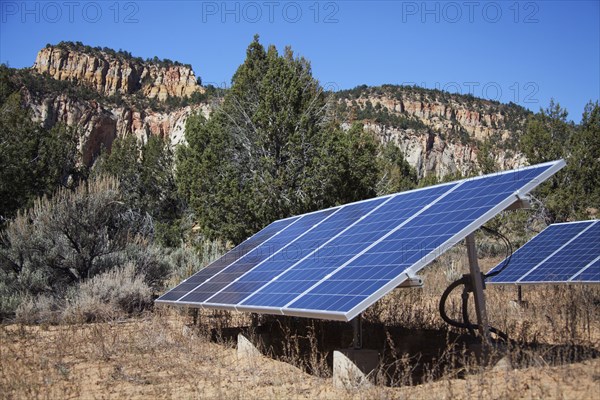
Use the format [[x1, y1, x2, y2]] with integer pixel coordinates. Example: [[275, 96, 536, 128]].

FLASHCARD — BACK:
[[237, 333, 261, 358], [333, 349, 379, 388], [492, 355, 513, 371]]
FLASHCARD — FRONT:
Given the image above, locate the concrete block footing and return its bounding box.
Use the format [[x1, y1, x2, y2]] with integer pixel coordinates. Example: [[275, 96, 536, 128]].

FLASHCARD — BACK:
[[333, 349, 379, 388], [237, 332, 271, 359]]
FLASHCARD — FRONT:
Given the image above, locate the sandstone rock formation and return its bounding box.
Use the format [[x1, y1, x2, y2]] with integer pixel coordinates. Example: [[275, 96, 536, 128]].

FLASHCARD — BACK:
[[23, 44, 527, 176], [24, 88, 211, 166], [337, 87, 529, 178], [34, 44, 203, 101], [360, 122, 525, 179]]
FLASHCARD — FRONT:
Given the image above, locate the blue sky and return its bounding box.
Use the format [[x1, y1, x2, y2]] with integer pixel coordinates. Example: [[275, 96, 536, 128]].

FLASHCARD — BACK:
[[1, 0, 598, 121]]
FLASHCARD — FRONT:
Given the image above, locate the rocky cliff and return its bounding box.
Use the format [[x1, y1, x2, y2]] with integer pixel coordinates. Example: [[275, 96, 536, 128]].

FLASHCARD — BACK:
[[33, 43, 203, 101], [17, 43, 210, 165], [17, 44, 527, 175], [360, 122, 524, 179], [336, 86, 529, 178], [23, 88, 211, 165]]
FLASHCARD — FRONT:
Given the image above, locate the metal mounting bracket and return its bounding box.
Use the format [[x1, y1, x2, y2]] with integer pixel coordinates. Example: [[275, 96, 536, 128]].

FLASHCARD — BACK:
[[505, 194, 531, 211], [396, 275, 424, 288]]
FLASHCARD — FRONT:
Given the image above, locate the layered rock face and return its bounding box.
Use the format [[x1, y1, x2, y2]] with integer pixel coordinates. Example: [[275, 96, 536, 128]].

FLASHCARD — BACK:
[[24, 89, 211, 166], [338, 89, 528, 178], [361, 122, 525, 179], [34, 45, 202, 100], [25, 44, 209, 165], [24, 44, 526, 176], [347, 96, 515, 142]]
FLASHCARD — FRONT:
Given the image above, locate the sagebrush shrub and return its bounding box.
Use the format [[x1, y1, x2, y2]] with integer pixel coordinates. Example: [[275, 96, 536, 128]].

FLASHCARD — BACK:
[[166, 240, 227, 286], [63, 263, 152, 323], [0, 176, 166, 317], [15, 294, 63, 325]]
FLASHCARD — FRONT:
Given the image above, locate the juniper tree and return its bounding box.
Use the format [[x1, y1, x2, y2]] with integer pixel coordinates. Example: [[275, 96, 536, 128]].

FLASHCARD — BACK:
[[177, 36, 381, 243], [520, 100, 600, 222]]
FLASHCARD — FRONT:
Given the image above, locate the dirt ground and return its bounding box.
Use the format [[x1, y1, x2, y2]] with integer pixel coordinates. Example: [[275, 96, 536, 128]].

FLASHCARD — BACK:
[[1, 311, 599, 400]]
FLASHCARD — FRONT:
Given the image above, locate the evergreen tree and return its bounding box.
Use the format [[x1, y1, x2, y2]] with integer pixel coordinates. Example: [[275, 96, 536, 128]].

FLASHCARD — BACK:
[[377, 141, 418, 194], [477, 139, 497, 175], [521, 100, 599, 222], [564, 101, 600, 219], [177, 37, 381, 243], [313, 123, 381, 204], [0, 92, 79, 223], [95, 135, 183, 245], [521, 99, 572, 164]]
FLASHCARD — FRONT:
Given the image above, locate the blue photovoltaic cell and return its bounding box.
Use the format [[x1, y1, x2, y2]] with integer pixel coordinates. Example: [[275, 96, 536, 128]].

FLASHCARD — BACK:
[[574, 258, 600, 282], [488, 220, 600, 284], [520, 221, 600, 282], [157, 160, 564, 320], [289, 164, 556, 313], [205, 197, 389, 305], [177, 208, 339, 303], [156, 217, 298, 301], [239, 183, 456, 308], [486, 222, 594, 284]]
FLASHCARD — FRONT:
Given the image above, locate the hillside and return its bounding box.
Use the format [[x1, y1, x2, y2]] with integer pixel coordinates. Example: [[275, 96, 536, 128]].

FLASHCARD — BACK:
[[3, 43, 214, 165], [335, 85, 531, 177], [7, 43, 528, 175], [35, 42, 203, 100]]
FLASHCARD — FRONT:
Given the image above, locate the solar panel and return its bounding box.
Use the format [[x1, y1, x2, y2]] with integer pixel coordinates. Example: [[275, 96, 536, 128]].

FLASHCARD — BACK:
[[487, 220, 600, 285], [179, 208, 341, 303], [157, 217, 301, 301], [157, 160, 565, 321]]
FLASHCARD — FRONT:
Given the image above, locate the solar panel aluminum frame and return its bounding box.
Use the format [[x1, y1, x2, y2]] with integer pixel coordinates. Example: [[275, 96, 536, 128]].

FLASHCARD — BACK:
[[487, 219, 600, 286], [158, 160, 566, 322]]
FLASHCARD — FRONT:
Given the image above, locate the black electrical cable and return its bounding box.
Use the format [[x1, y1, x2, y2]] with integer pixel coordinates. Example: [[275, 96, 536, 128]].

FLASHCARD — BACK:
[[438, 225, 517, 342], [480, 225, 513, 279], [438, 276, 473, 330], [439, 277, 511, 342]]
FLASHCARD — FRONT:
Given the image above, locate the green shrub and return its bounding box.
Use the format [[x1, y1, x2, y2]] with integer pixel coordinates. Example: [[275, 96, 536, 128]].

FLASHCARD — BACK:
[[0, 176, 167, 317], [120, 241, 171, 290], [63, 263, 152, 323], [165, 240, 228, 287], [15, 295, 63, 325]]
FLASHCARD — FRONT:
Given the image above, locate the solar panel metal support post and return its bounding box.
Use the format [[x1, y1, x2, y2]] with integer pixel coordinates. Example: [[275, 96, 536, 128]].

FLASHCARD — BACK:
[[465, 233, 491, 345], [352, 314, 363, 350]]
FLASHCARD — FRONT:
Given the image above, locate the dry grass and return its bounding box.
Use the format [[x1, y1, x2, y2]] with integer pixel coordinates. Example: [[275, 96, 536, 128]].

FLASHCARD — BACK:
[[0, 311, 332, 399], [369, 250, 600, 344], [1, 250, 599, 399], [1, 309, 598, 399]]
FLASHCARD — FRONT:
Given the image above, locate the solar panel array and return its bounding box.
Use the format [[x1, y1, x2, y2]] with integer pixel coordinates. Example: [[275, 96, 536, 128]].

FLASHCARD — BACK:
[[157, 160, 565, 321], [487, 220, 600, 284]]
